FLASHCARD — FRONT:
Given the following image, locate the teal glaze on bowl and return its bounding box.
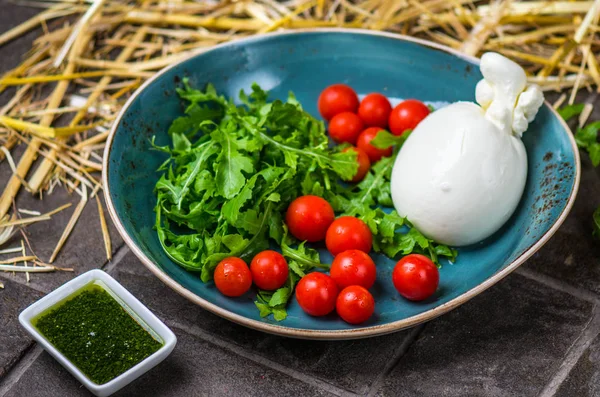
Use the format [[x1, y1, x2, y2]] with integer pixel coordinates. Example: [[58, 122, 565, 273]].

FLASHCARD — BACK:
[[103, 30, 580, 340]]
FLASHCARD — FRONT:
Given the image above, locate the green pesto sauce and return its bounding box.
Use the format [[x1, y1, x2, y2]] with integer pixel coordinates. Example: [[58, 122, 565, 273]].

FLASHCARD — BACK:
[[34, 283, 163, 385]]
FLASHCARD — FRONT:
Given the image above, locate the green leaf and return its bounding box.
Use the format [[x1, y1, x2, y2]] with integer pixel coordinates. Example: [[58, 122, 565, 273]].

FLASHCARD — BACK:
[[370, 130, 409, 149], [379, 210, 405, 240], [434, 244, 458, 263], [268, 213, 284, 244], [589, 143, 600, 167], [594, 206, 600, 239], [169, 122, 192, 151], [221, 174, 259, 224], [173, 142, 217, 209], [272, 308, 287, 321], [575, 122, 600, 167], [212, 130, 254, 199], [269, 286, 292, 307], [330, 150, 359, 181], [177, 80, 227, 110], [221, 234, 249, 252], [558, 103, 584, 122], [281, 240, 328, 272], [255, 302, 272, 318], [235, 210, 261, 234], [575, 121, 600, 149], [288, 261, 306, 278]]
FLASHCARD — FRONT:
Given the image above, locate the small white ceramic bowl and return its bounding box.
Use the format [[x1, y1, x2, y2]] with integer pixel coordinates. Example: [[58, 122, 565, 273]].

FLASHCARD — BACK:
[[19, 269, 177, 397]]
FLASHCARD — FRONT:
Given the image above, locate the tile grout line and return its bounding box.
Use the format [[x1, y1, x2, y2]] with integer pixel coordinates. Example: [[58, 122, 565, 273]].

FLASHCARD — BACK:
[[516, 267, 600, 304], [364, 324, 424, 397], [538, 304, 600, 397], [101, 243, 130, 274], [0, 344, 44, 397], [165, 319, 360, 397]]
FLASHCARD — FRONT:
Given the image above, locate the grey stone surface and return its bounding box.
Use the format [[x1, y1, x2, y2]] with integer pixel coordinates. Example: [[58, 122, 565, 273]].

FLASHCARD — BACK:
[[524, 153, 600, 296], [0, 178, 125, 293], [374, 273, 594, 397], [4, 329, 336, 397], [111, 250, 410, 394], [0, 276, 43, 378], [0, 1, 40, 108], [0, 2, 39, 73], [556, 334, 600, 397]]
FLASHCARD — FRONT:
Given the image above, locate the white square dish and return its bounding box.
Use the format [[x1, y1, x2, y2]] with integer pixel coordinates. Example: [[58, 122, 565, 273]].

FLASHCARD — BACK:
[[19, 269, 177, 397]]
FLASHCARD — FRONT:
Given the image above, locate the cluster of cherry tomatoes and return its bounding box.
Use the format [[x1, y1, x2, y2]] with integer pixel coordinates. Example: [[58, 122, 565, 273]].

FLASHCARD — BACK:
[[214, 251, 289, 298], [288, 195, 375, 324], [213, 193, 440, 325], [318, 84, 431, 182], [288, 195, 440, 324], [212, 85, 439, 325]]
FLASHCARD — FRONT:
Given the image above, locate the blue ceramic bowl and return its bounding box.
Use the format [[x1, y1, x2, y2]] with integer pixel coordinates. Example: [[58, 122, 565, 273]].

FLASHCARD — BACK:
[[103, 30, 580, 339]]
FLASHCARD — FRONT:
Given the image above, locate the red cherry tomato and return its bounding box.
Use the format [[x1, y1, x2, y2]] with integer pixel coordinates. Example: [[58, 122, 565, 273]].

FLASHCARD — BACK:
[[356, 127, 393, 163], [250, 250, 289, 291], [318, 84, 359, 121], [388, 99, 430, 136], [336, 286, 375, 325], [214, 257, 252, 297], [358, 93, 392, 128], [342, 147, 370, 183], [329, 112, 364, 145], [330, 249, 377, 289], [326, 216, 373, 256], [392, 254, 439, 301], [286, 195, 335, 242], [295, 272, 339, 316]]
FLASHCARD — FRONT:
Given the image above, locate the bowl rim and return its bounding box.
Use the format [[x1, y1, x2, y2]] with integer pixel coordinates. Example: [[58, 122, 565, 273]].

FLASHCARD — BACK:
[[102, 28, 581, 340]]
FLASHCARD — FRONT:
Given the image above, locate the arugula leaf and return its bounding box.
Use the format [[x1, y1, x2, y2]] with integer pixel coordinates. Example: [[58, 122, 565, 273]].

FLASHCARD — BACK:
[[558, 103, 585, 122], [370, 130, 410, 149], [281, 240, 329, 272], [575, 121, 600, 166], [212, 129, 255, 199], [173, 142, 217, 209], [594, 206, 600, 239], [254, 275, 297, 321]]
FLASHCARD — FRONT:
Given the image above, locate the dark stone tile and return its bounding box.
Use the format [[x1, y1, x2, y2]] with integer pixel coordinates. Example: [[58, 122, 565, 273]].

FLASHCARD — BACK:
[[556, 334, 600, 397], [0, 2, 40, 73], [375, 273, 593, 397], [0, 145, 124, 294], [111, 250, 411, 394], [4, 330, 335, 397], [0, 155, 125, 292], [525, 226, 600, 296], [0, 277, 43, 378], [0, 2, 42, 109], [524, 153, 600, 296]]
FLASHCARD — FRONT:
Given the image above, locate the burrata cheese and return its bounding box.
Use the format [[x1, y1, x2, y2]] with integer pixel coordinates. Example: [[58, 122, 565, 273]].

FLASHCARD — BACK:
[[390, 52, 544, 246]]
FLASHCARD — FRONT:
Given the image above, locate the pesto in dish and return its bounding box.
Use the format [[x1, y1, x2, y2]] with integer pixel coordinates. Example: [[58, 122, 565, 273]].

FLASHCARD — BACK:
[[34, 283, 163, 384]]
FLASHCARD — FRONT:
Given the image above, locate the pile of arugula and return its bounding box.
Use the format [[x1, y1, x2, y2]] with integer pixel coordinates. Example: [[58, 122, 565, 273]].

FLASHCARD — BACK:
[[153, 80, 457, 321]]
